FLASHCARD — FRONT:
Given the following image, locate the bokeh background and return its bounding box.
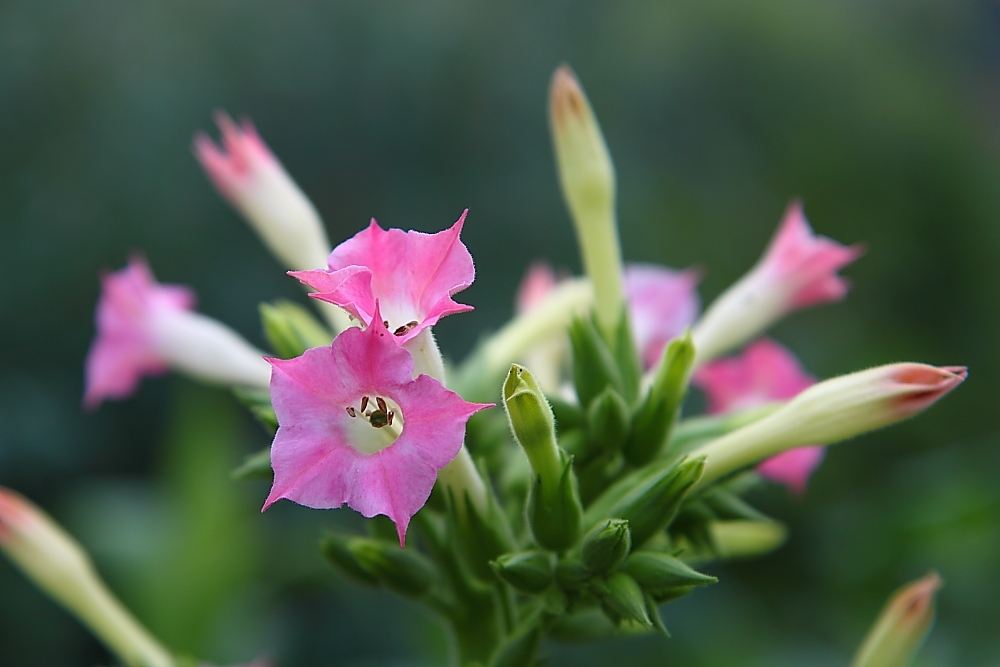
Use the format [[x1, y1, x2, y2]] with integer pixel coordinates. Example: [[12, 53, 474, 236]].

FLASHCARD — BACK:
[[2, 1, 999, 665]]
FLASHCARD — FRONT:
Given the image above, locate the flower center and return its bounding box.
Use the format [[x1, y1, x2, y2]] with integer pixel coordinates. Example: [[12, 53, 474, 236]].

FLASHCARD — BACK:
[[343, 394, 404, 454]]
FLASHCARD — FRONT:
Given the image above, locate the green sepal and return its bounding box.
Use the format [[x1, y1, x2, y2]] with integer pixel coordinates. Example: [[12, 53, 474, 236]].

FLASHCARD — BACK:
[[230, 447, 272, 480], [606, 307, 642, 405], [232, 387, 277, 432], [555, 555, 591, 590], [547, 393, 587, 431], [587, 388, 630, 455], [527, 452, 583, 551], [623, 551, 717, 593], [491, 551, 555, 594], [581, 518, 631, 575], [446, 484, 516, 583], [568, 315, 623, 409], [623, 332, 695, 465], [583, 456, 705, 548], [597, 572, 651, 627], [701, 487, 771, 522], [260, 300, 333, 359]]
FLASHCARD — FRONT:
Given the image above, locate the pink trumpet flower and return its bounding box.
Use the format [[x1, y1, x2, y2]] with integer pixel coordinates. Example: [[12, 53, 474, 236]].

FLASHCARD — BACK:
[[695, 339, 823, 493], [290, 211, 475, 344], [624, 264, 701, 368], [262, 306, 492, 545], [692, 202, 863, 365], [84, 257, 270, 408]]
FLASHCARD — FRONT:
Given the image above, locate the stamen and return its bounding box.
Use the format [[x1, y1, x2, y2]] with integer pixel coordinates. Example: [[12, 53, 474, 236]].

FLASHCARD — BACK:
[[360, 396, 369, 412], [345, 406, 357, 418], [392, 320, 420, 337], [387, 410, 394, 426], [376, 397, 388, 413]]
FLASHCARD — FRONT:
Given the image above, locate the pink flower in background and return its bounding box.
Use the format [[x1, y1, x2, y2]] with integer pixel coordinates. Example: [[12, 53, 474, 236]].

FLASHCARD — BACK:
[[624, 264, 700, 368], [195, 113, 331, 272], [694, 339, 823, 493], [290, 211, 474, 343], [516, 263, 559, 313], [263, 308, 491, 544], [759, 200, 863, 308], [692, 202, 862, 365], [84, 258, 270, 409], [84, 257, 195, 408]]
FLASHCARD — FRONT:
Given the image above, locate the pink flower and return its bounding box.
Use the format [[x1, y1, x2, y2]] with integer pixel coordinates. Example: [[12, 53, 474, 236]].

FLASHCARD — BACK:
[[624, 264, 700, 368], [516, 263, 560, 313], [290, 211, 474, 344], [692, 202, 862, 365], [195, 113, 331, 272], [262, 308, 491, 544], [694, 339, 823, 493], [84, 257, 270, 408], [84, 258, 195, 408]]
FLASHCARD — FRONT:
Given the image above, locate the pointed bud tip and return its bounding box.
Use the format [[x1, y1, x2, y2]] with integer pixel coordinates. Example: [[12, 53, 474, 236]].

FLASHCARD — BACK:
[[895, 571, 942, 620], [892, 364, 967, 415], [549, 65, 588, 126]]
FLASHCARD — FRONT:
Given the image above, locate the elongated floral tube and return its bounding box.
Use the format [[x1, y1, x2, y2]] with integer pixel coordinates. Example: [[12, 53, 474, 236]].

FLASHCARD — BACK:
[[851, 573, 941, 667], [0, 488, 173, 667], [691, 202, 862, 366], [194, 114, 352, 333], [550, 66, 624, 335], [691, 363, 966, 489], [84, 258, 270, 408]]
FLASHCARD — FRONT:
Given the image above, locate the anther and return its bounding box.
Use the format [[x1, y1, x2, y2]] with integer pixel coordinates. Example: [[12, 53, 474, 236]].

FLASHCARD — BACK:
[[345, 406, 357, 418]]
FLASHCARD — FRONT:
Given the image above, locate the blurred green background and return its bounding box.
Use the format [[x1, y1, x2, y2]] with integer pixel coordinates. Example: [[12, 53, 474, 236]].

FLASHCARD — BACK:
[[2, 1, 998, 665]]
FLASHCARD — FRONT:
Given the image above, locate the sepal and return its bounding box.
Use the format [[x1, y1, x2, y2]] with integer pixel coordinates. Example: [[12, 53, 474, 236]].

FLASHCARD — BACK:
[[581, 519, 631, 575], [259, 300, 333, 359]]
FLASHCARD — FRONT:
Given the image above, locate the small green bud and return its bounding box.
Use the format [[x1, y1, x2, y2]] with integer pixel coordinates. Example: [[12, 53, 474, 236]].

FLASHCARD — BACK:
[[598, 572, 651, 627], [491, 551, 555, 593], [568, 316, 623, 409], [346, 538, 437, 597], [624, 551, 717, 593], [583, 456, 705, 548], [320, 533, 379, 586], [504, 365, 558, 480], [852, 573, 941, 667], [260, 300, 332, 359], [527, 452, 583, 551], [587, 388, 630, 455], [581, 519, 631, 574], [555, 555, 591, 590], [624, 332, 695, 465]]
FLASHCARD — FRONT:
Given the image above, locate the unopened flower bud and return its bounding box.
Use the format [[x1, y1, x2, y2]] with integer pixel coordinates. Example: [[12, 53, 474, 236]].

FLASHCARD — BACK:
[[527, 453, 584, 552], [504, 365, 558, 475], [851, 573, 941, 667], [624, 551, 717, 593], [625, 332, 696, 464], [0, 489, 172, 667], [582, 519, 631, 574], [587, 388, 630, 455], [692, 202, 862, 365], [550, 66, 624, 334], [692, 363, 967, 488], [568, 316, 625, 409], [259, 300, 332, 359], [583, 456, 705, 548], [492, 551, 555, 593], [598, 572, 651, 627], [195, 114, 332, 275]]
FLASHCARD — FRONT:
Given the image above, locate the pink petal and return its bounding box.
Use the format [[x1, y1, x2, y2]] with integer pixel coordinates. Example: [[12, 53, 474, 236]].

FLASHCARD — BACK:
[[194, 113, 276, 199], [756, 446, 825, 495], [293, 211, 475, 343], [624, 264, 701, 368], [516, 262, 559, 313]]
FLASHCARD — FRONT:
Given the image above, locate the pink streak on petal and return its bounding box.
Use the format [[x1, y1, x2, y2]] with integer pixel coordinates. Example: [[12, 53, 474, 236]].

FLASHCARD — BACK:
[[694, 338, 823, 492], [760, 201, 863, 309], [624, 264, 701, 368], [263, 304, 491, 543], [294, 211, 476, 343], [83, 257, 195, 409]]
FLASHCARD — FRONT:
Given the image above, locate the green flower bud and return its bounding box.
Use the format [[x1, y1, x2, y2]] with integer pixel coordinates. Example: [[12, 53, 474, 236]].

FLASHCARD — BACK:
[[568, 316, 623, 409], [583, 456, 705, 548], [260, 300, 332, 359], [504, 365, 558, 479], [581, 519, 631, 574], [598, 572, 651, 627], [852, 573, 941, 667], [624, 551, 717, 593], [555, 555, 592, 590], [549, 65, 624, 335], [624, 332, 695, 465], [587, 388, 630, 455], [491, 551, 555, 593]]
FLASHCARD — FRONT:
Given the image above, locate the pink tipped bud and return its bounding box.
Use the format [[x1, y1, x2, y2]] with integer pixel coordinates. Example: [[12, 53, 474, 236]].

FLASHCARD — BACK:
[[693, 363, 967, 488], [692, 202, 862, 365], [852, 573, 941, 667], [549, 65, 624, 333], [195, 113, 331, 273]]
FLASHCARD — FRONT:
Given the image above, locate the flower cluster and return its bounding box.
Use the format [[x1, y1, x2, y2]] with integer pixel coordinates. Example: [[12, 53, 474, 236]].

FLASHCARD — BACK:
[[1, 65, 966, 667]]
